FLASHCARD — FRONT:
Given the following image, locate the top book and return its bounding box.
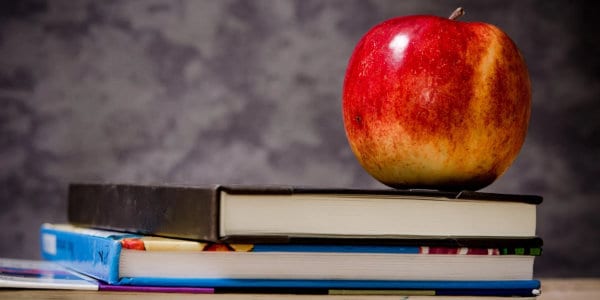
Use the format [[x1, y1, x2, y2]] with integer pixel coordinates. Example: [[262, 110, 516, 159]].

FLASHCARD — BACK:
[[67, 183, 542, 243]]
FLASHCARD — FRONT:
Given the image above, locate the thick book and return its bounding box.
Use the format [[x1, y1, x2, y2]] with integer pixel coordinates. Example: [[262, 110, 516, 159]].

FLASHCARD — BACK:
[[0, 258, 540, 297], [40, 223, 540, 296], [67, 183, 542, 242], [0, 258, 541, 297]]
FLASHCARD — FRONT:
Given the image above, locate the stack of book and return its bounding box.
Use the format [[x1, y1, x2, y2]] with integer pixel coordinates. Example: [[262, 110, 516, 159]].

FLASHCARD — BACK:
[[38, 183, 543, 298]]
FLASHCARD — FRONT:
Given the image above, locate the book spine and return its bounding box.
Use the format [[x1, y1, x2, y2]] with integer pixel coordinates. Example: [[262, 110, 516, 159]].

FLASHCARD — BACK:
[[39, 224, 122, 284], [67, 183, 221, 241]]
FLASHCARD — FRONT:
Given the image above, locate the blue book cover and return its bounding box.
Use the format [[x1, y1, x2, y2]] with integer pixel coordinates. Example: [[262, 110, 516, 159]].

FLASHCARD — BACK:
[[40, 224, 137, 284], [40, 223, 539, 296]]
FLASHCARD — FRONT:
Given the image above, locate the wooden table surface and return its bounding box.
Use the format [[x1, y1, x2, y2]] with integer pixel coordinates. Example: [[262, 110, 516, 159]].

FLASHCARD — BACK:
[[1, 278, 598, 299]]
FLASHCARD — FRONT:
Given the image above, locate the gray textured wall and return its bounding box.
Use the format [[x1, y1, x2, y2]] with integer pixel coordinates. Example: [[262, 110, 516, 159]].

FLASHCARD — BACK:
[[1, 0, 598, 277]]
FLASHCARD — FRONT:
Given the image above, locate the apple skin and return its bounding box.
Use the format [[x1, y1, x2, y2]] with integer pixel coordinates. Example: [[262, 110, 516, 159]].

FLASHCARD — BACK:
[[342, 14, 531, 191]]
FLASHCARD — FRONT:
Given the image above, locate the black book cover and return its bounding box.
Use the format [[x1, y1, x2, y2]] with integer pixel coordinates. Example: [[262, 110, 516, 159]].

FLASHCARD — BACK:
[[67, 182, 542, 245]]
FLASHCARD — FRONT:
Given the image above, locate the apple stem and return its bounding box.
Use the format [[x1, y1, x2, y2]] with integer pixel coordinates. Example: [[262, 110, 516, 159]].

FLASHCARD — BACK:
[[448, 7, 465, 20]]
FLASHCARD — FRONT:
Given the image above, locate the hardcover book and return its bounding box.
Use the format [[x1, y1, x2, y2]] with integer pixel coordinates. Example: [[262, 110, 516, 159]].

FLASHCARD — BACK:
[[40, 223, 540, 296], [0, 258, 541, 297], [67, 183, 542, 242]]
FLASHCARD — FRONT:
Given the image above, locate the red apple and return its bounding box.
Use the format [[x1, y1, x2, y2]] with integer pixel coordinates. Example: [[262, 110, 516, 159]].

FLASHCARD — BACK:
[[342, 8, 531, 190]]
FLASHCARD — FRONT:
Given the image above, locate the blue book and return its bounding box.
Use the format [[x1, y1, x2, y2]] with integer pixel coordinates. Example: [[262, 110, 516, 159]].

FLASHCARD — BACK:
[[40, 223, 540, 296]]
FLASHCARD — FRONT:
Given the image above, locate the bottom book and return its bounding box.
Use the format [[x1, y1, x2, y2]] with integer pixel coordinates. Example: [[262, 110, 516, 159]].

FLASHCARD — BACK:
[[1, 258, 540, 298], [38, 223, 542, 297]]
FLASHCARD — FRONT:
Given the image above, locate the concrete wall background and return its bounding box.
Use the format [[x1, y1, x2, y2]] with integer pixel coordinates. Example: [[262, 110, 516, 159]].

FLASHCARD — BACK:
[[1, 0, 598, 276]]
